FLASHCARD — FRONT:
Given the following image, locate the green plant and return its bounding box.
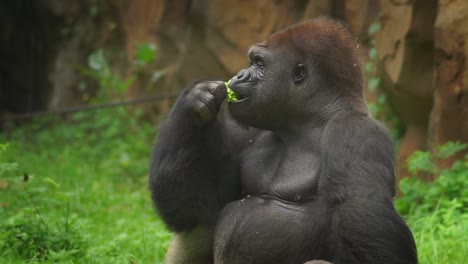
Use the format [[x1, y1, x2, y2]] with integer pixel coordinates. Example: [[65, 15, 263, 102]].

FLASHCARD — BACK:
[[396, 141, 467, 215], [0, 145, 87, 261], [0, 216, 86, 260], [78, 43, 165, 103], [0, 143, 18, 178], [134, 43, 171, 89], [225, 80, 239, 102], [364, 20, 403, 141], [135, 43, 157, 67], [0, 108, 171, 263], [78, 49, 136, 102], [395, 141, 468, 263]]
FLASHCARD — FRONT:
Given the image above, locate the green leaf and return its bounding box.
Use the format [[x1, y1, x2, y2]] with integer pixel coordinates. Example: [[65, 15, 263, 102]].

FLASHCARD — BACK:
[[368, 77, 381, 92], [43, 177, 60, 188], [436, 141, 468, 159], [377, 93, 387, 104], [368, 102, 380, 117], [225, 80, 239, 102], [365, 62, 374, 74], [88, 50, 107, 71], [135, 43, 157, 66], [117, 76, 136, 93], [407, 151, 436, 174], [369, 47, 377, 60], [368, 22, 380, 36]]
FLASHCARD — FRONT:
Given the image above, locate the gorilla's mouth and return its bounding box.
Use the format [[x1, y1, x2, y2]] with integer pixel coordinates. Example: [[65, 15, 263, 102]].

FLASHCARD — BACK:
[[233, 94, 248, 103], [226, 80, 249, 103]]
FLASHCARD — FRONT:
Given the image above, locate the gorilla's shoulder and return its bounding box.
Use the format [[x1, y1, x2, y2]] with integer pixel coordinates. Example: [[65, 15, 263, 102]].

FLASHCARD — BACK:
[[323, 111, 395, 156]]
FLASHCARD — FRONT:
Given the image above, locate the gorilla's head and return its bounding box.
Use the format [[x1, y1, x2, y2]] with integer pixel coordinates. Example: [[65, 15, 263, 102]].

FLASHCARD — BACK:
[[228, 19, 366, 131]]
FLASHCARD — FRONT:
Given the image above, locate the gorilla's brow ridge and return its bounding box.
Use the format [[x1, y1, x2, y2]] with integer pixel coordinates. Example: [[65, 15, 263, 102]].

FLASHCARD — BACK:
[[247, 45, 268, 58]]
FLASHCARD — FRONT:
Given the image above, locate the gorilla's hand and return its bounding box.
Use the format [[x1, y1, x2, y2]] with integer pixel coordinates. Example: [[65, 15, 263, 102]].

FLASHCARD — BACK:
[[304, 261, 332, 264], [184, 81, 226, 125]]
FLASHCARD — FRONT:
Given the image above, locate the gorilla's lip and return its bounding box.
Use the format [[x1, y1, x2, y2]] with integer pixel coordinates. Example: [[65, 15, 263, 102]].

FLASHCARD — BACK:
[[228, 82, 251, 103], [231, 96, 248, 103]]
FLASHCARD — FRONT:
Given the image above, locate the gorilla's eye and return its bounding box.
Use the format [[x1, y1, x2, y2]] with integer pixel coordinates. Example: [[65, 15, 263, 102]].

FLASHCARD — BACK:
[[293, 63, 306, 84], [251, 54, 265, 67]]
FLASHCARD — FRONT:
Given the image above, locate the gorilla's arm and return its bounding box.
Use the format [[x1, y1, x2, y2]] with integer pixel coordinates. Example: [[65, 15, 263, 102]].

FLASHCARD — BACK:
[[330, 199, 417, 264], [319, 112, 396, 201], [149, 81, 247, 232], [319, 113, 417, 264]]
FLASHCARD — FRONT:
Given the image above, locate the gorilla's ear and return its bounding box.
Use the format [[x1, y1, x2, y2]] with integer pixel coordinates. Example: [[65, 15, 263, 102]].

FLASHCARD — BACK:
[[293, 63, 306, 84]]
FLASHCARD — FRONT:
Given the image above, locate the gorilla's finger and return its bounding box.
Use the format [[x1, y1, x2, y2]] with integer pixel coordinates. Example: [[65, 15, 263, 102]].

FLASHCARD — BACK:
[[208, 81, 227, 104], [193, 100, 212, 123], [198, 92, 216, 115], [198, 91, 214, 104]]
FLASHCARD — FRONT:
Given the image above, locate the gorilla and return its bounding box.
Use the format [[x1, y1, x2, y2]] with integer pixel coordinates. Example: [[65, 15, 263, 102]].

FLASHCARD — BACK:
[[149, 19, 417, 264]]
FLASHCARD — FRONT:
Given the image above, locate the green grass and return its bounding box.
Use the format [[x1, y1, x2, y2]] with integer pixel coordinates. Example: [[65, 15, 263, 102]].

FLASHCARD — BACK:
[[0, 107, 171, 263], [0, 107, 466, 263], [405, 204, 468, 263]]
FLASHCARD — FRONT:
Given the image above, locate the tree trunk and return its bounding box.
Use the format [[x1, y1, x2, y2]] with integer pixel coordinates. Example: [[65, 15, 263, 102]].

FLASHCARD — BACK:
[[375, 0, 438, 181], [4, 1, 466, 182], [429, 0, 468, 170]]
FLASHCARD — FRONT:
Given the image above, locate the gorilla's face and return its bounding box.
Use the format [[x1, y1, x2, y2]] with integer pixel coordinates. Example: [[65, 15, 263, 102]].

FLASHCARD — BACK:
[[228, 45, 308, 131], [228, 20, 363, 131]]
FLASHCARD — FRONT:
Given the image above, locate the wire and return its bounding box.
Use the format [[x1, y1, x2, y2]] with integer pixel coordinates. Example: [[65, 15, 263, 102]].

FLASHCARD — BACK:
[[0, 92, 180, 121]]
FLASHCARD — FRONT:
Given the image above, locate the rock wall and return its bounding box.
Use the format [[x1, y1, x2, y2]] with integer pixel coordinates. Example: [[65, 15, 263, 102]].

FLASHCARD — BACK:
[[2, 0, 467, 179]]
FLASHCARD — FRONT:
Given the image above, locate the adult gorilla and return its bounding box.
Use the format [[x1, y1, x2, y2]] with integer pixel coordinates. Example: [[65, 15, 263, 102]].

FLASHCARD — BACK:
[[149, 19, 417, 264]]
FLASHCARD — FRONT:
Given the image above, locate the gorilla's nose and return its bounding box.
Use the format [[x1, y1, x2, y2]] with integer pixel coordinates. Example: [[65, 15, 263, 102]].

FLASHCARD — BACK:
[[232, 69, 251, 83]]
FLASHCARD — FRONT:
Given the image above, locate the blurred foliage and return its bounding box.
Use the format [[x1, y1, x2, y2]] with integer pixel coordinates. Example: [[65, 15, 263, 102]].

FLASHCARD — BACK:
[[77, 42, 163, 103], [395, 141, 468, 263], [396, 141, 467, 214], [78, 49, 136, 102], [365, 20, 403, 142], [135, 43, 157, 67]]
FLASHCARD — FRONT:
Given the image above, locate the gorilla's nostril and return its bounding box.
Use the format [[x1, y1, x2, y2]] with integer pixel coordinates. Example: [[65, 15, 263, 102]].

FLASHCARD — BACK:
[[234, 69, 251, 82]]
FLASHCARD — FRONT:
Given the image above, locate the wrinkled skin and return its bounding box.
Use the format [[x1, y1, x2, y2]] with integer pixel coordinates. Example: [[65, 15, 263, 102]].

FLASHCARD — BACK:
[[149, 19, 417, 264]]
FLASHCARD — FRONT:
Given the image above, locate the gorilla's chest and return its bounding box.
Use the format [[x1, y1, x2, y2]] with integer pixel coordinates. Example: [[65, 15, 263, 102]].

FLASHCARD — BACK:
[[239, 134, 321, 200], [214, 196, 329, 263]]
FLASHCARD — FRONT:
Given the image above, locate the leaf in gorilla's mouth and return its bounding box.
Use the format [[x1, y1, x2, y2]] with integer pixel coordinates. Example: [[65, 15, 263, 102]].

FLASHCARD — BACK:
[[225, 80, 248, 103], [226, 80, 239, 102]]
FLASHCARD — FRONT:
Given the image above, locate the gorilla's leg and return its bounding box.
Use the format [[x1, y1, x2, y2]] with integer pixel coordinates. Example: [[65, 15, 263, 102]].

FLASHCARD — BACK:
[[164, 226, 213, 264]]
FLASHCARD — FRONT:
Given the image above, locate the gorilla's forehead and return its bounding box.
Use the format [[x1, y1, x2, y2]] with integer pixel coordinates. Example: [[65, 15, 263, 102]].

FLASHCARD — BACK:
[[263, 19, 354, 55], [247, 44, 268, 56], [248, 41, 302, 63], [261, 25, 317, 58]]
